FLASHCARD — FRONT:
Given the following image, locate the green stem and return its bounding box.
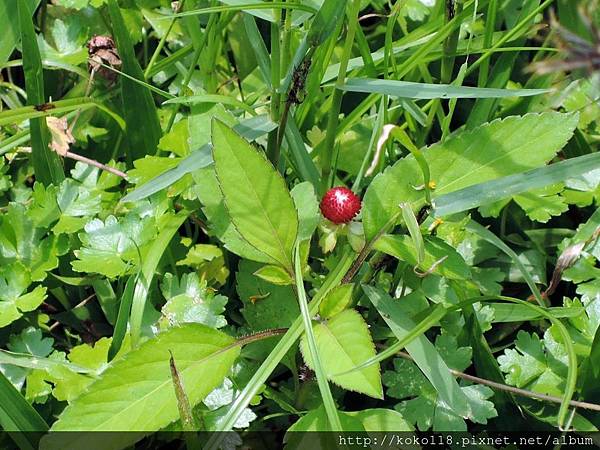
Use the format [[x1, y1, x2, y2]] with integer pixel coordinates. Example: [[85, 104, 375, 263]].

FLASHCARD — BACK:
[[477, 0, 498, 87], [293, 244, 342, 430], [267, 4, 282, 165], [202, 248, 354, 450], [165, 7, 219, 133], [144, 0, 187, 79], [320, 0, 361, 193]]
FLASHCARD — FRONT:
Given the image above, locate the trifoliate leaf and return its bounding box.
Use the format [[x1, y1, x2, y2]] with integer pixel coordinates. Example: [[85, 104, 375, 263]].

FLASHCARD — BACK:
[[160, 272, 227, 329], [43, 337, 123, 402], [435, 334, 472, 372], [8, 327, 53, 356]]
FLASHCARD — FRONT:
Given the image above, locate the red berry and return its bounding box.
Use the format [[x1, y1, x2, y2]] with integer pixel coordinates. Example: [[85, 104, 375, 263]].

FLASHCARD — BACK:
[[320, 187, 361, 224]]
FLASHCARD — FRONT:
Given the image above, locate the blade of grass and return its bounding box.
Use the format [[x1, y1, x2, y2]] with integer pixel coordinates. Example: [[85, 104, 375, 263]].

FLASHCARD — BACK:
[[17, 0, 64, 185], [242, 13, 271, 87], [362, 285, 471, 418], [162, 1, 317, 21], [107, 0, 162, 163], [129, 212, 189, 348], [338, 78, 549, 99], [0, 0, 40, 65], [466, 221, 544, 306], [107, 273, 137, 361], [320, 0, 359, 193], [0, 371, 48, 449], [163, 94, 257, 115], [293, 243, 342, 430], [120, 115, 277, 203], [0, 97, 126, 129], [432, 152, 600, 217], [400, 203, 424, 266]]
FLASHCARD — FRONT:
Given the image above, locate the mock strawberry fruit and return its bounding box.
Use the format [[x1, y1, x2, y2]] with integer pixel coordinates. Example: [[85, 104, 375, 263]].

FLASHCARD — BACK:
[[320, 187, 361, 224]]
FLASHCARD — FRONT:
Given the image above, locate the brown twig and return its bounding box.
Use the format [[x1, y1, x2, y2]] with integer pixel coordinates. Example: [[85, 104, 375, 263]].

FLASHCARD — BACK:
[[394, 351, 600, 413], [18, 147, 127, 179], [64, 150, 128, 179]]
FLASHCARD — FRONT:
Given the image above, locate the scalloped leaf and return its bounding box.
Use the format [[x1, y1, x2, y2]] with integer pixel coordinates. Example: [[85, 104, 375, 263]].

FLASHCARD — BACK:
[[300, 309, 382, 399]]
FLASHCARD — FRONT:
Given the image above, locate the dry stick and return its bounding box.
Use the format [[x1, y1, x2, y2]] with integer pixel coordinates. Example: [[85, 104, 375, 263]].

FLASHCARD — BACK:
[[394, 351, 600, 413], [63, 150, 127, 179], [18, 148, 127, 179]]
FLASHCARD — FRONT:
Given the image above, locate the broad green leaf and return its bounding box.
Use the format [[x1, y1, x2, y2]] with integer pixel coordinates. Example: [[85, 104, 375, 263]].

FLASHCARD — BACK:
[[287, 406, 364, 433], [375, 234, 470, 280], [363, 112, 579, 241], [340, 78, 549, 99], [253, 265, 293, 286], [121, 115, 276, 203], [47, 324, 239, 442], [212, 119, 298, 271], [319, 283, 354, 319], [300, 309, 382, 399], [363, 285, 470, 418], [194, 166, 276, 265], [346, 408, 413, 431]]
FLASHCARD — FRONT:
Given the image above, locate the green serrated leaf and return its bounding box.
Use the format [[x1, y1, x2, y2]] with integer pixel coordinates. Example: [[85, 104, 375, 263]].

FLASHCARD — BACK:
[[47, 324, 239, 442], [71, 213, 156, 279], [514, 184, 569, 223], [319, 283, 354, 319], [253, 265, 293, 286], [300, 309, 382, 399], [363, 112, 579, 241], [211, 119, 298, 270]]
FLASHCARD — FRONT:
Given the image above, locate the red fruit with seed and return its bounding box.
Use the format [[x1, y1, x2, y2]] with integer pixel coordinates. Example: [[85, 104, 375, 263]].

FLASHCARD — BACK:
[[320, 187, 361, 224]]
